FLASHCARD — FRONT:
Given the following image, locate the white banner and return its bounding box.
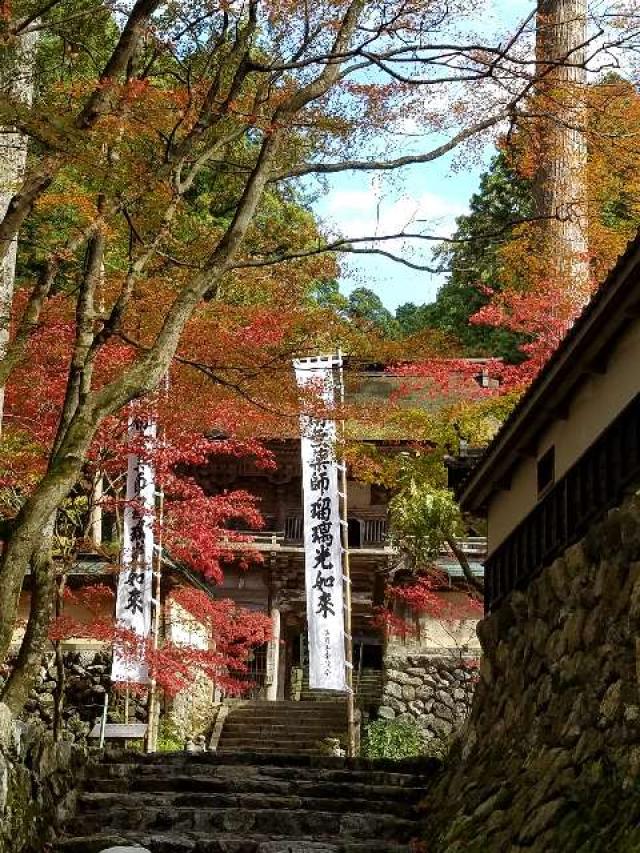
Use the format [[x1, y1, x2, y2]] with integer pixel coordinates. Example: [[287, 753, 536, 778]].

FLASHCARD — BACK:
[[293, 355, 346, 691], [112, 415, 156, 683]]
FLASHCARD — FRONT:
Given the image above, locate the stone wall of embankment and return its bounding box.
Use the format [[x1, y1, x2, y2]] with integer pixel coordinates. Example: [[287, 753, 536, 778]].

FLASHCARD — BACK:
[[0, 702, 89, 853], [380, 652, 477, 747], [426, 491, 640, 852]]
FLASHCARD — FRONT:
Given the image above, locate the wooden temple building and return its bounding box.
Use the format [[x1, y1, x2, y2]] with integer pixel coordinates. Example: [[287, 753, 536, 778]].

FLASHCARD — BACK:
[[190, 363, 489, 708]]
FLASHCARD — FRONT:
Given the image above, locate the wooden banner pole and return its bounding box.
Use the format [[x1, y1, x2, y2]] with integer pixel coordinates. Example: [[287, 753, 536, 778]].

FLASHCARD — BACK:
[[146, 376, 169, 753], [145, 484, 164, 753], [337, 349, 356, 758]]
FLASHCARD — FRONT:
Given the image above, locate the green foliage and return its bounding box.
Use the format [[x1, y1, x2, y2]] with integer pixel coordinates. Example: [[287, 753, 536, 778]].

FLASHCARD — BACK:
[[429, 153, 533, 359], [156, 716, 185, 753], [347, 287, 401, 339], [395, 301, 438, 337], [389, 480, 463, 566], [308, 278, 349, 311], [394, 153, 533, 358], [362, 718, 424, 760]]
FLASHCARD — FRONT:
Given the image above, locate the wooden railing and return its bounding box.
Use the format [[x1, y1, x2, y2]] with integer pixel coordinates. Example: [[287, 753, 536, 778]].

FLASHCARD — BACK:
[[485, 392, 640, 613], [284, 515, 389, 546]]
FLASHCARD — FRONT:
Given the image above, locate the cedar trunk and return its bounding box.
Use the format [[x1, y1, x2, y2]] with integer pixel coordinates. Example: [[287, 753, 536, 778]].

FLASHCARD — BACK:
[[535, 0, 589, 305]]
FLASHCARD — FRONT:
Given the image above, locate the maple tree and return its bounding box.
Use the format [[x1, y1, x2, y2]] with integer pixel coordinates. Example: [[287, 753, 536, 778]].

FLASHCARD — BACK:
[[49, 584, 272, 698], [0, 0, 636, 718]]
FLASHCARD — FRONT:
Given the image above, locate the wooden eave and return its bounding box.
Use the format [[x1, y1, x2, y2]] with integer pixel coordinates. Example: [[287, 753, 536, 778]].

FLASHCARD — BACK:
[[458, 235, 640, 514]]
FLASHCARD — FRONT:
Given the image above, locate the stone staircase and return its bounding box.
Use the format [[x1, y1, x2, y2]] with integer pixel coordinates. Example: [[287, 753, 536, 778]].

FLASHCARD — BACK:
[[54, 751, 435, 852], [298, 668, 383, 711], [216, 700, 349, 756]]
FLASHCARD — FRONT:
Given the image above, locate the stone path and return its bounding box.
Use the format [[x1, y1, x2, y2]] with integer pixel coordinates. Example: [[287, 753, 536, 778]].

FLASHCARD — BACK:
[[54, 751, 436, 852]]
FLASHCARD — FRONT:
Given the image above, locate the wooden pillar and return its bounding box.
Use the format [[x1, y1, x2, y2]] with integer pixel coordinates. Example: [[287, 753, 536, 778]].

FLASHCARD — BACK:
[[266, 605, 281, 701]]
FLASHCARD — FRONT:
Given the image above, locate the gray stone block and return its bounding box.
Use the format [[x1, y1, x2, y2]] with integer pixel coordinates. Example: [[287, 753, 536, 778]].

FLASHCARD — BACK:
[[258, 845, 338, 853], [384, 681, 403, 700], [377, 705, 396, 719], [100, 848, 152, 853], [401, 684, 416, 701]]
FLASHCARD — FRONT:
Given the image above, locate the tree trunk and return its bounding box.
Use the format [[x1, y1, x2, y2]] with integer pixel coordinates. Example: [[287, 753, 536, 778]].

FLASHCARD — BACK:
[[0, 523, 54, 715], [445, 535, 484, 598], [0, 30, 38, 432], [52, 573, 67, 742], [535, 0, 589, 307]]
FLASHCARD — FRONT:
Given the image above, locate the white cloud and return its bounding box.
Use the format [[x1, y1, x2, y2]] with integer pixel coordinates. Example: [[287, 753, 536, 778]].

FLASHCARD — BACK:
[[321, 181, 467, 251]]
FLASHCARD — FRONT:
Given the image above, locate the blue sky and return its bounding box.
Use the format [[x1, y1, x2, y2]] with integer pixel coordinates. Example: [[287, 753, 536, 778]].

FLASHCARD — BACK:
[[312, 0, 533, 311], [314, 155, 490, 311]]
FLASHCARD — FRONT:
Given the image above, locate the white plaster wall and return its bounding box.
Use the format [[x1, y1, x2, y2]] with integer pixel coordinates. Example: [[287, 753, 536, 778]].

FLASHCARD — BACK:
[[488, 320, 640, 552], [387, 591, 481, 655]]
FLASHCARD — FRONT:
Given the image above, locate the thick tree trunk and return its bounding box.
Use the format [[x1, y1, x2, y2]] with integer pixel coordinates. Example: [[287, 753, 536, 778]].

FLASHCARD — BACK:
[[535, 0, 589, 307], [0, 29, 38, 430], [0, 525, 54, 715]]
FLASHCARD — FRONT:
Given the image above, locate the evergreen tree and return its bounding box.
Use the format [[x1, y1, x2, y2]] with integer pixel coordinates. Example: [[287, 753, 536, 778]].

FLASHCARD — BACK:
[[397, 153, 533, 359], [347, 287, 401, 339]]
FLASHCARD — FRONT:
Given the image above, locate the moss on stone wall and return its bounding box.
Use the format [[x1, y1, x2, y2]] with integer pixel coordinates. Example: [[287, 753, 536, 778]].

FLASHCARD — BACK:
[[0, 702, 89, 853], [425, 492, 640, 852]]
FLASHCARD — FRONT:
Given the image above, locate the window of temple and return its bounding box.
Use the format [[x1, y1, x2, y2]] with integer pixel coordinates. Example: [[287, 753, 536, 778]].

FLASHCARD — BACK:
[[101, 509, 118, 543], [285, 516, 303, 541], [537, 446, 556, 498]]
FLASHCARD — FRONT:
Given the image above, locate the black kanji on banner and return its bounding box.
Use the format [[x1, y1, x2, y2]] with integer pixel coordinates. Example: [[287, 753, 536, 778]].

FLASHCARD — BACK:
[[294, 356, 346, 691]]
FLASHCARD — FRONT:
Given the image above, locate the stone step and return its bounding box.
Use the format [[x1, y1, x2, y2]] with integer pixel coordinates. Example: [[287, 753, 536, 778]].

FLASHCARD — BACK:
[[219, 725, 347, 737], [86, 773, 426, 802], [225, 710, 348, 721], [217, 742, 330, 758], [57, 753, 432, 853], [55, 831, 415, 853], [225, 710, 346, 719], [65, 805, 417, 841], [94, 756, 437, 785], [221, 718, 347, 728], [78, 790, 416, 818], [228, 702, 347, 710], [217, 736, 343, 747], [214, 741, 346, 753], [220, 699, 351, 757], [217, 734, 347, 742], [224, 716, 347, 728]]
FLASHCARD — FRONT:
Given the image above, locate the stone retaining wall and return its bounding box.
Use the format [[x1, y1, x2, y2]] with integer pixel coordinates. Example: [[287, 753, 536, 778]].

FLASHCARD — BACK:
[[428, 492, 640, 852], [0, 702, 89, 853], [13, 650, 147, 741], [380, 653, 477, 746]]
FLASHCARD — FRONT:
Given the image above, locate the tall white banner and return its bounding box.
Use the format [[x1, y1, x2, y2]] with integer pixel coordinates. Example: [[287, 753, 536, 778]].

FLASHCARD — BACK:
[[112, 415, 156, 683], [293, 355, 347, 691]]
